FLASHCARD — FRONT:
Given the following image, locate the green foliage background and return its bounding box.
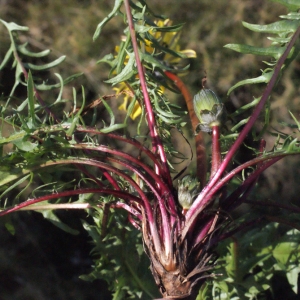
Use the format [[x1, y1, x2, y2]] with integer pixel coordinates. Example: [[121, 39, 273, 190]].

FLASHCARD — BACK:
[[0, 0, 300, 299]]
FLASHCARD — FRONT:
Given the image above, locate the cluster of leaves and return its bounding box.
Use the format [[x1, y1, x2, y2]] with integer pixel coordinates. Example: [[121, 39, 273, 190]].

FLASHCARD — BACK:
[[0, 1, 194, 298], [97, 1, 196, 165], [224, 2, 300, 138], [80, 208, 160, 299], [199, 224, 300, 299], [196, 0, 300, 298]]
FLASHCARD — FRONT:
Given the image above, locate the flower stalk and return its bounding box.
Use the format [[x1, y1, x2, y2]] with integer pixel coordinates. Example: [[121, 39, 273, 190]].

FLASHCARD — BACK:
[[124, 0, 172, 188], [164, 71, 207, 187]]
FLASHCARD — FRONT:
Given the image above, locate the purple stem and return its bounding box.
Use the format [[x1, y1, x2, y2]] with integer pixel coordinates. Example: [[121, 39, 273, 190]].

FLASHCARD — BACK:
[[75, 127, 168, 188], [123, 0, 172, 187], [210, 125, 222, 179], [15, 201, 142, 220], [71, 143, 175, 209], [194, 217, 215, 245], [222, 157, 282, 211], [128, 214, 141, 230], [0, 188, 141, 217], [185, 25, 300, 225], [74, 144, 174, 252], [77, 128, 164, 165], [42, 157, 162, 253], [107, 155, 172, 240], [182, 154, 285, 239]]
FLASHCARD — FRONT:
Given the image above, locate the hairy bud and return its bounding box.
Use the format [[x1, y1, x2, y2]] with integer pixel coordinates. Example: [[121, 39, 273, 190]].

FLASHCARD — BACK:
[[178, 175, 200, 209], [193, 89, 226, 133]]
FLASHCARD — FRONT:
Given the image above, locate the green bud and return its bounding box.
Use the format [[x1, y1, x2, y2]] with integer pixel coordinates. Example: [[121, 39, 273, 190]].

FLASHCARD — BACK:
[[178, 175, 200, 209], [193, 89, 226, 133]]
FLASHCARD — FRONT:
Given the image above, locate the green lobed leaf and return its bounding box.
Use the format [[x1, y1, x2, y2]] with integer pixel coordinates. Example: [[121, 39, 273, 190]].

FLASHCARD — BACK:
[[105, 52, 136, 85], [15, 99, 29, 113], [227, 71, 273, 95], [230, 97, 260, 118], [289, 111, 300, 130], [5, 221, 15, 235], [99, 123, 127, 133], [0, 131, 26, 144], [97, 53, 116, 66], [17, 43, 51, 57], [268, 36, 291, 44], [26, 55, 66, 71], [280, 12, 300, 20], [273, 242, 298, 266], [134, 23, 154, 34], [0, 167, 30, 187], [52, 73, 64, 104], [35, 72, 83, 91], [284, 138, 299, 153], [0, 173, 31, 198], [0, 47, 13, 70], [116, 34, 131, 74], [93, 0, 123, 41], [242, 20, 300, 34], [230, 117, 250, 132], [152, 93, 180, 119], [27, 70, 36, 124], [287, 265, 300, 294], [66, 87, 86, 136], [0, 19, 28, 32], [136, 0, 164, 19], [131, 2, 147, 21], [13, 139, 38, 152], [224, 44, 285, 60], [102, 99, 115, 127]]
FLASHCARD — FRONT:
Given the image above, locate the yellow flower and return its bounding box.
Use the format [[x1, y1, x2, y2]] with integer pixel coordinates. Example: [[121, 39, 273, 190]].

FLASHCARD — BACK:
[[114, 82, 142, 120], [115, 19, 196, 120], [144, 19, 196, 64]]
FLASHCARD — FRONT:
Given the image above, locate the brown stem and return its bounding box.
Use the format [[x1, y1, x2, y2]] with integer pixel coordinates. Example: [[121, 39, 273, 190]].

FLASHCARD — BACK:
[[164, 71, 207, 187]]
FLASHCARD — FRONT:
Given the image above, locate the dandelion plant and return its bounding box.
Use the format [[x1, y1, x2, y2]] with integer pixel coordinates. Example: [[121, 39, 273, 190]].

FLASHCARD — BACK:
[[1, 0, 300, 299]]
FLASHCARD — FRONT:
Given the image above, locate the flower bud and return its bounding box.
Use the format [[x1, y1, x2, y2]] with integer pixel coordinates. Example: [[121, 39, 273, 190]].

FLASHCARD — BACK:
[[178, 175, 200, 209], [193, 89, 225, 133]]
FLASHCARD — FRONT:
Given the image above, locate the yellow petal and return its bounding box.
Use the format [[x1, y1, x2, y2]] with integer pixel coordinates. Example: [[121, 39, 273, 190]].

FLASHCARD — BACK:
[[162, 31, 178, 48], [130, 102, 142, 120], [163, 19, 172, 26], [113, 82, 127, 94], [180, 49, 197, 58], [118, 96, 129, 112]]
